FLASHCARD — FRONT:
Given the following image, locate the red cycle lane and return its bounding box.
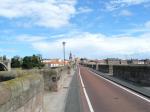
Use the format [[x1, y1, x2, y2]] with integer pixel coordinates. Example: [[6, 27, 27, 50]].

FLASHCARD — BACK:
[[79, 66, 150, 112]]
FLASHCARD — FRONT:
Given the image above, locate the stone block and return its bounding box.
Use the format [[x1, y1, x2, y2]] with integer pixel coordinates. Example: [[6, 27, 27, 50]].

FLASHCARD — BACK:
[[3, 78, 23, 98], [0, 84, 11, 105], [15, 106, 24, 112], [0, 73, 44, 112], [24, 99, 32, 112], [0, 101, 12, 112]]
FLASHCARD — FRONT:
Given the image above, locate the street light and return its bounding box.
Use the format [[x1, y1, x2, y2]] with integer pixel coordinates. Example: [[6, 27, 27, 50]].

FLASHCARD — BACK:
[[62, 42, 66, 66]]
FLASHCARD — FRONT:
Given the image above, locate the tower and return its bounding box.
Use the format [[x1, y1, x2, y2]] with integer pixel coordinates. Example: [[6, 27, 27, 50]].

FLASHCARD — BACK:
[[69, 52, 72, 61]]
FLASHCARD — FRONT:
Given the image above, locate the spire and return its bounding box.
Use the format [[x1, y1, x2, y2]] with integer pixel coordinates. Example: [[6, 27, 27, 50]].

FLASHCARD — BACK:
[[69, 51, 72, 61]]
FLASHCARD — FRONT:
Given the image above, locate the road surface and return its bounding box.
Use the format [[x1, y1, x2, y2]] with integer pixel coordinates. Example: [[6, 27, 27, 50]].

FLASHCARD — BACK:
[[65, 71, 83, 112], [79, 66, 150, 112]]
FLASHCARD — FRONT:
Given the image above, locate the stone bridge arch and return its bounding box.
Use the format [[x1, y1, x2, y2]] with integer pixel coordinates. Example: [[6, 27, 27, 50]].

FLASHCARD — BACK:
[[0, 62, 8, 71]]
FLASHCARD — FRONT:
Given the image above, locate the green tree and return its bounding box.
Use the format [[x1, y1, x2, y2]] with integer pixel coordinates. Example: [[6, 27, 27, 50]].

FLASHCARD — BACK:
[[11, 56, 22, 68], [22, 54, 44, 69], [31, 54, 44, 68], [22, 56, 33, 69], [32, 55, 40, 67]]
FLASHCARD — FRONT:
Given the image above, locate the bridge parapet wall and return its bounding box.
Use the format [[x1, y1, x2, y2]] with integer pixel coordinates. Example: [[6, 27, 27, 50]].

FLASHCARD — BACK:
[[40, 66, 72, 91], [0, 73, 44, 112], [113, 65, 150, 86], [88, 63, 150, 86], [10, 66, 72, 92]]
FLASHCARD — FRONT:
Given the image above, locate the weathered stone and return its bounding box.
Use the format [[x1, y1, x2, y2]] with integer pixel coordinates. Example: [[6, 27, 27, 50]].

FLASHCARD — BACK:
[[24, 99, 32, 112], [15, 106, 24, 112], [113, 65, 150, 86], [0, 100, 12, 112], [0, 84, 11, 105], [0, 73, 44, 112]]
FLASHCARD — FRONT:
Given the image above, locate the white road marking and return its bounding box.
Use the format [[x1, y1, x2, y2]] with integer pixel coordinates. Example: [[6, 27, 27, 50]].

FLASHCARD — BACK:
[[78, 67, 95, 112], [89, 70, 150, 103]]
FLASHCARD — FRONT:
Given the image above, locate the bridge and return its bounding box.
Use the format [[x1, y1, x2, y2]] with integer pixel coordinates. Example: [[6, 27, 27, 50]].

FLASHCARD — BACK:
[[63, 59, 150, 112], [0, 60, 11, 71], [0, 62, 150, 112]]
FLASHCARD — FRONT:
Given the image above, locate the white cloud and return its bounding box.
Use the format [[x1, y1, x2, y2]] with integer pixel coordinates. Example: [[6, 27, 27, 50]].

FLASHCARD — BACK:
[[120, 0, 149, 5], [0, 0, 77, 28], [28, 32, 150, 58], [119, 10, 133, 16], [106, 0, 150, 11], [77, 7, 93, 14], [16, 35, 47, 42], [120, 20, 150, 34], [145, 20, 150, 28]]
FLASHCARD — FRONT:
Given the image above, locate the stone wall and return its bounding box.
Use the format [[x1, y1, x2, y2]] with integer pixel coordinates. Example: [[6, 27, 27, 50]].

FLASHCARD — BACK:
[[98, 65, 109, 73], [8, 66, 72, 92], [88, 63, 150, 86], [0, 71, 15, 82], [41, 66, 71, 92], [106, 59, 120, 65], [0, 66, 73, 112], [0, 73, 44, 112], [113, 65, 150, 86]]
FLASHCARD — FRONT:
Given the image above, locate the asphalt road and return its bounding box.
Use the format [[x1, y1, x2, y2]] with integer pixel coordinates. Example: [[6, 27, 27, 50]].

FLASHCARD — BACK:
[[79, 66, 150, 112]]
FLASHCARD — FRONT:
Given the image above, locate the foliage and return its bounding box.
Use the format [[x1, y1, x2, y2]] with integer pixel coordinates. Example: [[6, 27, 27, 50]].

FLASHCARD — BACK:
[[11, 56, 22, 68], [22, 54, 44, 69], [22, 56, 33, 69]]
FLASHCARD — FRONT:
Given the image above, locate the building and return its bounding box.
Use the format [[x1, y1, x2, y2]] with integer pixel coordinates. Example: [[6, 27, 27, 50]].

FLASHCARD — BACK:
[[144, 59, 150, 65], [42, 59, 69, 68], [127, 59, 145, 65], [105, 58, 120, 65]]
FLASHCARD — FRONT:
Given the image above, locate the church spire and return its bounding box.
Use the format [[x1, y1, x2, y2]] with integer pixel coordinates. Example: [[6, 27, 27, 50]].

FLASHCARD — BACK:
[[69, 51, 72, 61]]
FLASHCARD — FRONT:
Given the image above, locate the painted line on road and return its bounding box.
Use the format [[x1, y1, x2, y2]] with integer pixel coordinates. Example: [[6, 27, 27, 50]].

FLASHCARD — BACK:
[[89, 70, 150, 103], [79, 67, 95, 112]]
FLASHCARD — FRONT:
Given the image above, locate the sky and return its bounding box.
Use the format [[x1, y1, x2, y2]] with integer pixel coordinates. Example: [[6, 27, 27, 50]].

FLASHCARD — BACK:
[[0, 0, 150, 59]]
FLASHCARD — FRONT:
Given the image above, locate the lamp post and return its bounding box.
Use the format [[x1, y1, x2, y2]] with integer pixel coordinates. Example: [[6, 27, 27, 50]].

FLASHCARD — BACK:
[[62, 42, 66, 66]]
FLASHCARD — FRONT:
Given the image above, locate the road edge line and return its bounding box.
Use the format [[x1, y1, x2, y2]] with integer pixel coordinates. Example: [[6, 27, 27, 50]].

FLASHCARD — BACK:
[[79, 67, 95, 112], [89, 70, 150, 103]]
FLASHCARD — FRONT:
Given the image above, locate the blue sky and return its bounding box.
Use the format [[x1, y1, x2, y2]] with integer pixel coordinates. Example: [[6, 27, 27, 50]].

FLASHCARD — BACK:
[[0, 0, 150, 59]]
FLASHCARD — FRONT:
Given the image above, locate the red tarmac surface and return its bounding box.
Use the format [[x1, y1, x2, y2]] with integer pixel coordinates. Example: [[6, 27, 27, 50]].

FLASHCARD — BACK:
[[79, 66, 150, 112]]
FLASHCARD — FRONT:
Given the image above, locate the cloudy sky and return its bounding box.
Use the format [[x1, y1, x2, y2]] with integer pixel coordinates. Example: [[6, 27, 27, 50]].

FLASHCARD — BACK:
[[0, 0, 150, 59]]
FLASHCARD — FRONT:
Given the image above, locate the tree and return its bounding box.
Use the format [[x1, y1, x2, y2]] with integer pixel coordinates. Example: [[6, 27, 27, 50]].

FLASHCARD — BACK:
[[11, 56, 22, 68], [22, 56, 33, 69], [31, 55, 40, 67], [22, 54, 44, 69], [31, 54, 44, 68]]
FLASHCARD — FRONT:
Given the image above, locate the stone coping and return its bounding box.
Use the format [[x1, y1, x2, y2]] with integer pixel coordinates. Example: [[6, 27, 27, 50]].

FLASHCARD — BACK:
[[0, 73, 44, 112]]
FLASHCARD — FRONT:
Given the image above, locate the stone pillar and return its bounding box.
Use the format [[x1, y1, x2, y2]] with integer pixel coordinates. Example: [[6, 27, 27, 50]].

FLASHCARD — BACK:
[[96, 63, 99, 71], [7, 62, 11, 71], [108, 65, 113, 75]]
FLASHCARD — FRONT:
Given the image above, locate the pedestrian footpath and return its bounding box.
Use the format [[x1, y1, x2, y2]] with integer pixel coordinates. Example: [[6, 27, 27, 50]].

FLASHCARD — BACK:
[[44, 69, 75, 112]]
